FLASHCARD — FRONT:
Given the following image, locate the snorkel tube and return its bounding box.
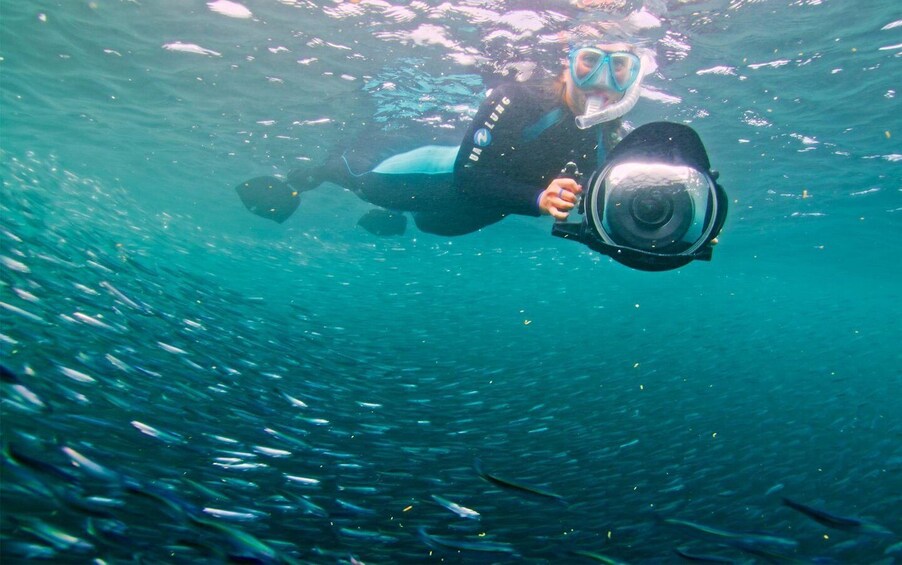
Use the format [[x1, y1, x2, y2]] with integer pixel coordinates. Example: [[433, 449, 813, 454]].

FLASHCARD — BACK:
[[575, 52, 653, 129]]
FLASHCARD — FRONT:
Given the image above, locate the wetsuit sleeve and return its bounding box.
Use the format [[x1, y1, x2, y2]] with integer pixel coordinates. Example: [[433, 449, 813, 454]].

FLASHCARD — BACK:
[[453, 84, 546, 216]]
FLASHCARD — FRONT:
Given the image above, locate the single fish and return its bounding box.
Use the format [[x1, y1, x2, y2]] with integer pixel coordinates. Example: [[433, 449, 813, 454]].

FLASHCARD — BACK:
[[99, 390, 135, 411], [281, 491, 329, 518], [2, 364, 50, 412], [1, 540, 57, 560], [86, 259, 114, 273], [357, 401, 382, 409], [13, 287, 39, 302], [0, 254, 30, 273], [85, 516, 132, 548], [304, 417, 330, 425], [782, 497, 893, 536], [430, 494, 481, 520], [417, 527, 519, 556], [284, 475, 320, 487], [184, 478, 229, 501], [104, 354, 133, 372], [765, 483, 785, 496], [474, 458, 566, 504], [278, 389, 308, 408], [213, 461, 267, 471], [252, 445, 292, 458], [58, 366, 96, 383], [124, 479, 197, 518], [73, 283, 100, 296], [724, 537, 809, 564], [0, 300, 45, 323], [338, 527, 398, 544], [72, 311, 117, 331], [61, 492, 125, 518], [4, 443, 79, 484], [100, 280, 148, 311], [570, 549, 630, 564], [15, 517, 95, 553], [202, 507, 265, 522], [157, 341, 188, 355], [186, 513, 280, 562], [263, 428, 310, 449], [131, 421, 185, 444], [336, 498, 376, 516], [673, 546, 737, 563], [664, 518, 799, 553], [60, 446, 120, 482]]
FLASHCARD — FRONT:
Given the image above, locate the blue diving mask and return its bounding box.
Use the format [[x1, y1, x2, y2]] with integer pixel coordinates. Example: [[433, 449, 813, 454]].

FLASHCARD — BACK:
[[569, 47, 641, 93]]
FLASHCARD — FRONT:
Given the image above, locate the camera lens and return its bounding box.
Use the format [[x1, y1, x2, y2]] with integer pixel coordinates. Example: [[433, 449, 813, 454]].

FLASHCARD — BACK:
[[590, 162, 713, 255], [631, 190, 673, 227]]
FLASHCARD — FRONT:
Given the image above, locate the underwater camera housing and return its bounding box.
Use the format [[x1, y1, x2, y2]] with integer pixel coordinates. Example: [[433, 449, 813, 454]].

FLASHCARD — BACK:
[[552, 122, 728, 272]]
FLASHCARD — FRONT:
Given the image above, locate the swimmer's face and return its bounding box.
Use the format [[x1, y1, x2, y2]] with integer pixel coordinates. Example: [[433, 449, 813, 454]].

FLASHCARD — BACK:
[[565, 42, 637, 112]]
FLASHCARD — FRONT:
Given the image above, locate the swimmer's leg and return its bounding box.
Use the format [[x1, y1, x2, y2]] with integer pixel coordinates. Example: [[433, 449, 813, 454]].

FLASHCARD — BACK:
[[357, 209, 408, 236], [328, 144, 469, 236], [331, 145, 461, 212], [236, 128, 461, 224], [412, 206, 506, 237], [286, 166, 324, 194]]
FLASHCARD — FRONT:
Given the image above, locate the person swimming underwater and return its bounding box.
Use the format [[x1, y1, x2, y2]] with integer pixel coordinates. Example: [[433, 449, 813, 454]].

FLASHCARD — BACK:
[[236, 41, 653, 237]]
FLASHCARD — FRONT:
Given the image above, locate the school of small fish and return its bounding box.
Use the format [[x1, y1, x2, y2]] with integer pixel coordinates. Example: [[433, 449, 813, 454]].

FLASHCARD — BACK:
[[2, 152, 900, 563]]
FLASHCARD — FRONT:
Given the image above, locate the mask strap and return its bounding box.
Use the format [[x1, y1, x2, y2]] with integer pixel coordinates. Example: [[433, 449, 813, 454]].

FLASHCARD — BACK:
[[521, 107, 565, 143]]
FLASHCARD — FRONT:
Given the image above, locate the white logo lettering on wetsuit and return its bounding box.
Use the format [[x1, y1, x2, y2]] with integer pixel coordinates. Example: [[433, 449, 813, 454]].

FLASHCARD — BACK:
[[467, 96, 511, 163]]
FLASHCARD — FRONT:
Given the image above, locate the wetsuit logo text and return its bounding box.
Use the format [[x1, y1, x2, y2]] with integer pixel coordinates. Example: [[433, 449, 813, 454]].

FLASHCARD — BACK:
[[468, 96, 511, 163]]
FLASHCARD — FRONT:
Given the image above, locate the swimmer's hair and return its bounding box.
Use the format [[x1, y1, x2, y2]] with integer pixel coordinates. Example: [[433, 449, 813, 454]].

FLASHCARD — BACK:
[[565, 23, 634, 47]]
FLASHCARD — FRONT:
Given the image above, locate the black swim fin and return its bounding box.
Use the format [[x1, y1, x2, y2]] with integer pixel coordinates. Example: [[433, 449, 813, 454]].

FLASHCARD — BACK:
[[235, 176, 300, 224], [357, 209, 407, 236]]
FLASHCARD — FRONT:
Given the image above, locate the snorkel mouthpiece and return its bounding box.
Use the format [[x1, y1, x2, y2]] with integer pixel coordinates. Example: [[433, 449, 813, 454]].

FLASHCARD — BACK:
[[575, 77, 642, 128], [576, 95, 608, 129]]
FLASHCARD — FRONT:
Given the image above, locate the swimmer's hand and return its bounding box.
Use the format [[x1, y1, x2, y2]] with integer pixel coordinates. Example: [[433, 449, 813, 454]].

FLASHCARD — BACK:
[[539, 178, 582, 220]]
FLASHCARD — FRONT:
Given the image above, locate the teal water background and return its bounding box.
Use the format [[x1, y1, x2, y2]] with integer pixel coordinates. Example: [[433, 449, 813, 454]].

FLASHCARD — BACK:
[[1, 0, 900, 562]]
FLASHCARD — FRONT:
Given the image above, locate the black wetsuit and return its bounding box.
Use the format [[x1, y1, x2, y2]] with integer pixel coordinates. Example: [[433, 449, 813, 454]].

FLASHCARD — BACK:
[[319, 82, 625, 236]]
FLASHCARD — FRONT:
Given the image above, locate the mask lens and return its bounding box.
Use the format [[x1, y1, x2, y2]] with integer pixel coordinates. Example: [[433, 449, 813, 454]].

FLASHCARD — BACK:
[[571, 48, 604, 85], [608, 52, 640, 91]]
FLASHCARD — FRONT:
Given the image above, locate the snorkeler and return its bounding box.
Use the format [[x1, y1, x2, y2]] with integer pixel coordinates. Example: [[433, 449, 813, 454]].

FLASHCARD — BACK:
[[237, 41, 650, 235], [237, 41, 727, 271]]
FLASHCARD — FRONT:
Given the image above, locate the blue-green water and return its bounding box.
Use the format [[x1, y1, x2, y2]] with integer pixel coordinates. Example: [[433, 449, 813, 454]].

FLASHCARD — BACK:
[[1, 1, 900, 563]]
